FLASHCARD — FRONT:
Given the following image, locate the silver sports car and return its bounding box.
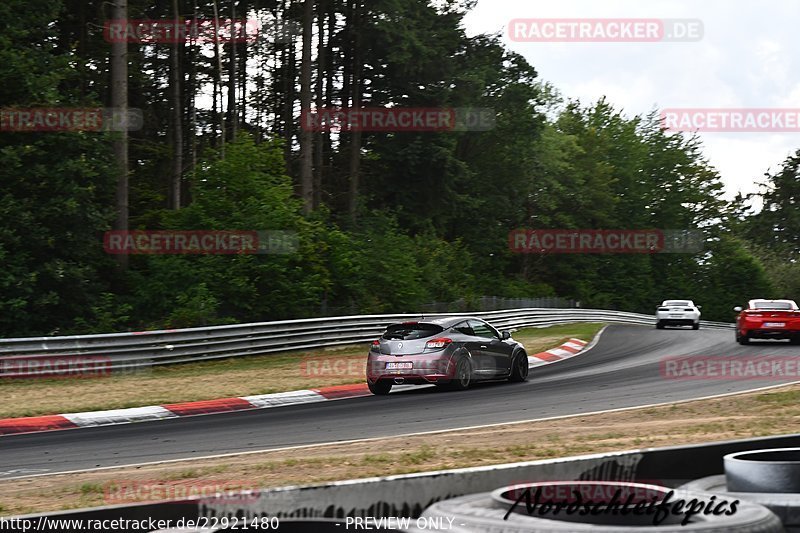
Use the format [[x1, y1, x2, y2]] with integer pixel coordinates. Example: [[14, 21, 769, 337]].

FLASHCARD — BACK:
[[366, 316, 529, 395]]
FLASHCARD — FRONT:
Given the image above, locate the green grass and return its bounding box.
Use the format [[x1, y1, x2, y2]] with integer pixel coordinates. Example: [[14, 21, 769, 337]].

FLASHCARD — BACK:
[[755, 390, 800, 405]]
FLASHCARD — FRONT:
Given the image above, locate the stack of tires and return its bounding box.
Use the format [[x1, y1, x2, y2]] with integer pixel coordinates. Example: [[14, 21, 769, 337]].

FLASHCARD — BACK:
[[403, 480, 784, 532]]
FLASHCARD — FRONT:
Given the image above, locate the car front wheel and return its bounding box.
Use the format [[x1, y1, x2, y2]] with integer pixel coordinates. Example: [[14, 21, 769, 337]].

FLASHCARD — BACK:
[[508, 351, 529, 382]]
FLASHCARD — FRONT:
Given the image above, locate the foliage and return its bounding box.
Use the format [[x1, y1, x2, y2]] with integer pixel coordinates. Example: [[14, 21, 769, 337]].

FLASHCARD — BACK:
[[0, 0, 794, 335]]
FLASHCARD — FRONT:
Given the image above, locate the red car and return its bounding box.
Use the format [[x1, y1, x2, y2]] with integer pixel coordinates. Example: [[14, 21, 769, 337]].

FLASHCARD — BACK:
[[734, 299, 800, 345]]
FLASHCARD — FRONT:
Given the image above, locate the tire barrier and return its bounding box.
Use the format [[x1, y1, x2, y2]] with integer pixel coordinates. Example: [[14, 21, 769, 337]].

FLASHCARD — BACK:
[[680, 447, 800, 531], [725, 448, 800, 493], [404, 480, 783, 532]]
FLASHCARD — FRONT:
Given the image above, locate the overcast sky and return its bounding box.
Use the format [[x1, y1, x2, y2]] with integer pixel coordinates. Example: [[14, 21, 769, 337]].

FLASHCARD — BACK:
[[463, 0, 800, 201]]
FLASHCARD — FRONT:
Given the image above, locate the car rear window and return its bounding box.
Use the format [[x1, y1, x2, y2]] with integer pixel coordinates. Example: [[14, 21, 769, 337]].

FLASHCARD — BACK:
[[382, 323, 444, 340], [664, 301, 690, 306], [753, 301, 794, 310]]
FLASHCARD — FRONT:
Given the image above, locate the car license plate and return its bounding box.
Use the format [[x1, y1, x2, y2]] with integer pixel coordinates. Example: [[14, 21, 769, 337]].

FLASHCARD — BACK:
[[386, 362, 412, 370], [764, 322, 785, 328]]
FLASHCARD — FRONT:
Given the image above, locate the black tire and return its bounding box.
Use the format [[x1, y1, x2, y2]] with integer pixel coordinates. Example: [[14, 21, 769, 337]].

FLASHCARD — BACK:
[[692, 322, 700, 330], [508, 351, 529, 382], [737, 331, 750, 345], [656, 320, 664, 329], [790, 336, 800, 345], [446, 358, 472, 391], [367, 380, 392, 395], [680, 474, 800, 528]]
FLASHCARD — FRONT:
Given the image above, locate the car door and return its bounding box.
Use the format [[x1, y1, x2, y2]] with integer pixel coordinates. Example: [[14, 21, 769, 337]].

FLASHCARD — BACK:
[[450, 321, 487, 375], [468, 319, 512, 376]]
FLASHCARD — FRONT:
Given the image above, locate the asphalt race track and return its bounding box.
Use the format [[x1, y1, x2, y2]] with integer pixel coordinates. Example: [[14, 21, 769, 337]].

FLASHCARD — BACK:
[[2, 324, 799, 478]]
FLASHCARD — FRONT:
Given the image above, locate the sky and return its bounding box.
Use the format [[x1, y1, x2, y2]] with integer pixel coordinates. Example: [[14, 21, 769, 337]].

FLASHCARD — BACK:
[[463, 0, 800, 201]]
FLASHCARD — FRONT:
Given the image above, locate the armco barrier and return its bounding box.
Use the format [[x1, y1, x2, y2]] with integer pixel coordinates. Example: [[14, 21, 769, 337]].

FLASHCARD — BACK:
[[0, 309, 734, 377]]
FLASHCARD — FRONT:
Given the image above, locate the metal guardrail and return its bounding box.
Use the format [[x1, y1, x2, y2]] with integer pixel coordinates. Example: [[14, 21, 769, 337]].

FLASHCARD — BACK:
[[0, 309, 734, 377]]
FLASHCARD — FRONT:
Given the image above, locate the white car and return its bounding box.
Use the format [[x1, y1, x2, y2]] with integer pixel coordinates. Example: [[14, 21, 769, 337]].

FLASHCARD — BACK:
[[656, 300, 701, 330]]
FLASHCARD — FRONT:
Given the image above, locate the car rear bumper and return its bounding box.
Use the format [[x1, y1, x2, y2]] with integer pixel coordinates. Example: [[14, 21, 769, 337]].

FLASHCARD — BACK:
[[656, 312, 699, 321], [366, 352, 457, 383], [658, 318, 698, 326], [740, 328, 800, 339], [739, 318, 800, 339]]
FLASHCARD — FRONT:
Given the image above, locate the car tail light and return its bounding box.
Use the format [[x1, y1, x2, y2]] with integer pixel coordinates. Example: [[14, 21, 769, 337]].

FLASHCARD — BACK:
[[370, 340, 381, 351], [684, 308, 693, 312], [425, 338, 452, 350], [658, 307, 669, 311]]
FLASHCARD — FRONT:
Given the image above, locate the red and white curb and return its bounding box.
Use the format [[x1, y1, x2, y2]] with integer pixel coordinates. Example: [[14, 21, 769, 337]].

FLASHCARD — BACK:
[[0, 384, 374, 436], [528, 338, 588, 367], [0, 339, 592, 437]]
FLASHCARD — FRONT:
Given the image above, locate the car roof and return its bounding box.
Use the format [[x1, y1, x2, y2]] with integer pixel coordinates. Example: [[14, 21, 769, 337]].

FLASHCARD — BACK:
[[662, 299, 694, 304]]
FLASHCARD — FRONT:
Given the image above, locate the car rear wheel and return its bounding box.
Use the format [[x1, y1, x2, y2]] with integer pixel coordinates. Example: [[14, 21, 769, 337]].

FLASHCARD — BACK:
[[737, 331, 750, 345], [656, 320, 664, 329], [692, 322, 700, 330], [790, 336, 800, 345], [367, 380, 392, 395], [508, 351, 529, 382], [445, 358, 472, 391]]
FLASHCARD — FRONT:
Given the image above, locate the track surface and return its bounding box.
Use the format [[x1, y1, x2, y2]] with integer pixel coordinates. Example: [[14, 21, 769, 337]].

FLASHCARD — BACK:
[[2, 325, 798, 478]]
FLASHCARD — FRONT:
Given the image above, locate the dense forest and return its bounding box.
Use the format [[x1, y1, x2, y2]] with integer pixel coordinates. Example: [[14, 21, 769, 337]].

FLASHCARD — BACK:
[[1, 0, 797, 336]]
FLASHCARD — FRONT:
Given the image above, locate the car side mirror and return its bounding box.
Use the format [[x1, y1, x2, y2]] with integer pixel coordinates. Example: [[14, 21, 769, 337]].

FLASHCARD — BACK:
[[733, 306, 743, 313], [501, 330, 511, 340]]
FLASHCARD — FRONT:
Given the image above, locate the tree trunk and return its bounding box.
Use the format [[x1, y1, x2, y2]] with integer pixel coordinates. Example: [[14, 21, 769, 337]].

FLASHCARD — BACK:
[[170, 0, 183, 210], [312, 0, 326, 209], [299, 0, 314, 214], [189, 0, 198, 187], [212, 0, 226, 157], [347, 0, 362, 224], [111, 0, 129, 269], [323, 3, 334, 203], [281, 0, 296, 169], [227, 0, 237, 141], [239, 22, 247, 128]]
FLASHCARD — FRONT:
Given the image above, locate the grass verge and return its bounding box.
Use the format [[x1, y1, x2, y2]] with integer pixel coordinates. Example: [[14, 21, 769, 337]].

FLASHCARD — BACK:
[[0, 323, 603, 419]]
